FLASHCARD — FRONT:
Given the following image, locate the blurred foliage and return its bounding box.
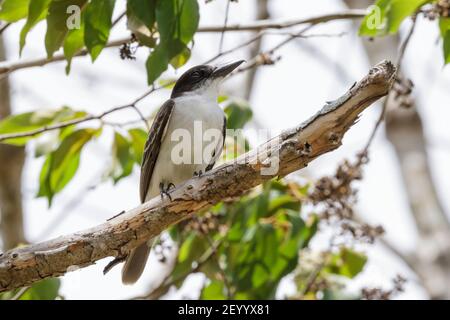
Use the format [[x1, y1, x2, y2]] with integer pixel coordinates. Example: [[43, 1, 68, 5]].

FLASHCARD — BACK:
[[0, 278, 61, 300], [166, 180, 320, 299], [0, 0, 200, 82], [359, 0, 450, 64], [154, 179, 369, 300], [37, 127, 102, 206], [0, 106, 87, 145]]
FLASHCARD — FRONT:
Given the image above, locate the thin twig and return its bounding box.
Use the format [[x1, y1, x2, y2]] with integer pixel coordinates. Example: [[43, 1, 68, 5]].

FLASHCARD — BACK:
[[0, 51, 266, 143], [0, 12, 365, 142], [136, 238, 223, 300], [0, 84, 162, 142], [236, 25, 314, 73], [103, 255, 126, 275], [0, 37, 130, 77], [0, 23, 11, 35], [204, 233, 232, 299], [112, 11, 126, 28], [218, 0, 231, 53], [0, 25, 316, 142], [205, 30, 265, 64], [361, 18, 417, 153], [130, 105, 150, 131], [0, 10, 366, 76], [198, 10, 366, 32], [11, 286, 29, 300], [0, 104, 130, 142], [300, 261, 325, 298]]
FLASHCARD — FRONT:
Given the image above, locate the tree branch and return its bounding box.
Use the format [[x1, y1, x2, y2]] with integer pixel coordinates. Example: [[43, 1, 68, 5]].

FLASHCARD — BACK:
[[0, 61, 395, 292], [0, 10, 366, 77], [0, 84, 161, 143], [197, 9, 366, 32]]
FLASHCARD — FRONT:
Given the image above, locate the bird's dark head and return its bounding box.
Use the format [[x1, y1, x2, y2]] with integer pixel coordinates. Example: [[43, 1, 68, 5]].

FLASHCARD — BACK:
[[171, 60, 245, 99]]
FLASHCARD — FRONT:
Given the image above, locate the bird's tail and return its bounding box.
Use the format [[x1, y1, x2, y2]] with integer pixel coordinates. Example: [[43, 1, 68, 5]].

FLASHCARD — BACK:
[[121, 238, 154, 285]]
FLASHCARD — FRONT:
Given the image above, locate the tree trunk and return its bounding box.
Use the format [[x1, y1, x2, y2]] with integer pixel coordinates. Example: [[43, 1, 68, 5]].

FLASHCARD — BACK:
[[0, 35, 26, 251], [344, 0, 450, 299]]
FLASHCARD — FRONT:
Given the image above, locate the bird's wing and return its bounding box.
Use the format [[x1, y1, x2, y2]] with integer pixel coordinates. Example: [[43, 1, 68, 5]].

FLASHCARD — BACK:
[[139, 99, 175, 203], [205, 115, 227, 172]]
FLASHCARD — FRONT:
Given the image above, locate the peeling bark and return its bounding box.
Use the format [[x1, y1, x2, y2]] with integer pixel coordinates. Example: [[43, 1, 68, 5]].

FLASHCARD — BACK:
[[0, 61, 395, 292]]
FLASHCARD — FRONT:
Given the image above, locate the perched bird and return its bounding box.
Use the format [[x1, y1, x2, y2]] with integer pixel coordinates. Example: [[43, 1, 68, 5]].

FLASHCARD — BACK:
[[122, 60, 245, 284]]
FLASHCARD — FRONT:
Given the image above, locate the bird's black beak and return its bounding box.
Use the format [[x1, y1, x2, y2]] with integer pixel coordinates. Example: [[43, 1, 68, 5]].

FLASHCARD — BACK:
[[212, 60, 245, 79]]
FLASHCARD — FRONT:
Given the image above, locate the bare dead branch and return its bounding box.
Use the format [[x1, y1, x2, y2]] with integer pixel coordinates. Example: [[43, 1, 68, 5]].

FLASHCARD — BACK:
[[0, 61, 395, 292]]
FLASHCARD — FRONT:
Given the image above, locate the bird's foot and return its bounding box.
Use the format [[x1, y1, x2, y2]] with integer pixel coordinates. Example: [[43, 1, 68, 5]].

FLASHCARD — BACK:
[[159, 182, 175, 201], [193, 170, 203, 177]]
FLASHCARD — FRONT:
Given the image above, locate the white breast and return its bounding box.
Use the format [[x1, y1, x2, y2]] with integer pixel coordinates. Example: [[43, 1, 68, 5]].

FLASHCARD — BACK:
[[145, 95, 225, 201]]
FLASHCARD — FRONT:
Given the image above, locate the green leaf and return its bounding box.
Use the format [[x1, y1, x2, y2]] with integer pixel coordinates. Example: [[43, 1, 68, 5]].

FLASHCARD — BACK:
[[218, 95, 228, 103], [126, 0, 157, 47], [171, 232, 209, 285], [109, 131, 134, 183], [251, 263, 270, 288], [178, 0, 199, 45], [439, 17, 450, 37], [45, 0, 87, 58], [63, 11, 85, 74], [19, 278, 60, 300], [127, 0, 156, 30], [178, 233, 196, 263], [439, 18, 450, 64], [155, 0, 177, 43], [359, 0, 391, 37], [443, 30, 450, 65], [144, 0, 199, 83], [268, 194, 301, 214], [155, 0, 199, 46], [325, 248, 367, 279], [0, 107, 87, 145], [37, 127, 99, 206], [0, 0, 29, 22], [224, 100, 253, 130], [128, 127, 147, 164], [387, 0, 430, 33], [200, 280, 226, 300], [84, 0, 115, 61], [19, 0, 51, 55], [359, 0, 431, 36], [146, 44, 169, 84], [170, 45, 191, 69]]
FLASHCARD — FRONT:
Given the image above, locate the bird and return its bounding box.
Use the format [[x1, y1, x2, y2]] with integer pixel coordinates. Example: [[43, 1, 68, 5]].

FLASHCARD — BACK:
[[121, 60, 245, 284]]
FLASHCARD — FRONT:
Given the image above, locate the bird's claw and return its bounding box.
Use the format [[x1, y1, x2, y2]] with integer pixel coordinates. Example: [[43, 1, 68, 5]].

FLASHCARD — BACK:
[[193, 170, 203, 177], [159, 182, 175, 201]]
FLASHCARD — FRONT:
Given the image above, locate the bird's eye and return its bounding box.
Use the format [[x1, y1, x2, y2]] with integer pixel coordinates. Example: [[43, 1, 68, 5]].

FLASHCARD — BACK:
[[192, 71, 201, 78]]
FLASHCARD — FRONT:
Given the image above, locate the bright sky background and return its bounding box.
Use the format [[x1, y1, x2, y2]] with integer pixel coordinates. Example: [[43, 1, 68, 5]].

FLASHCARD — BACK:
[[2, 0, 450, 299]]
